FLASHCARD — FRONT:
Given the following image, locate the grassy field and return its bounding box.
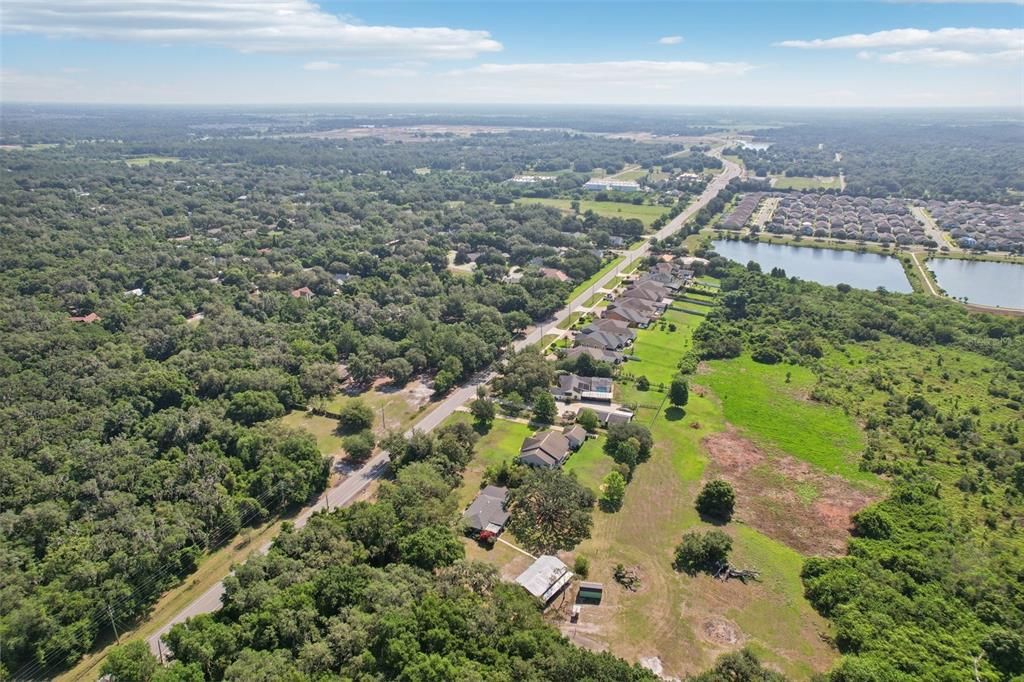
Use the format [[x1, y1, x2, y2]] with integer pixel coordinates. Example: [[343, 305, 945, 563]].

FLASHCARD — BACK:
[[125, 155, 181, 166], [280, 411, 344, 455], [771, 175, 842, 191], [566, 352, 838, 679], [609, 168, 648, 181], [563, 435, 614, 494], [623, 308, 704, 388], [324, 384, 432, 436], [700, 355, 873, 483], [518, 197, 669, 227], [448, 413, 534, 507], [570, 256, 627, 301]]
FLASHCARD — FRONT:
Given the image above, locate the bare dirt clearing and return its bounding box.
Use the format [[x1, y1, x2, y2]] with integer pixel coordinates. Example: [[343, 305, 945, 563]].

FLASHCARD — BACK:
[[703, 429, 880, 556]]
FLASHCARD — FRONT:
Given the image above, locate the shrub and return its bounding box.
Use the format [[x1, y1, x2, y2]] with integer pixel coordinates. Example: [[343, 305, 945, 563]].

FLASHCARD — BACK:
[[573, 555, 590, 579]]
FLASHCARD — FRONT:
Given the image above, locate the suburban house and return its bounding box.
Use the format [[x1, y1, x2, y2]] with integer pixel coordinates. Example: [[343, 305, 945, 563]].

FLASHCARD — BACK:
[[619, 283, 669, 303], [586, 318, 636, 340], [519, 424, 588, 468], [575, 329, 632, 351], [564, 346, 623, 365], [603, 305, 653, 327], [563, 425, 588, 450], [553, 374, 614, 402], [516, 555, 574, 603], [69, 312, 101, 323], [579, 405, 634, 426], [462, 485, 510, 542], [290, 286, 315, 299]]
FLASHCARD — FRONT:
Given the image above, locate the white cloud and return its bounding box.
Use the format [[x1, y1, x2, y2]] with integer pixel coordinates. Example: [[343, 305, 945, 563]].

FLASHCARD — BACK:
[[863, 47, 1022, 64], [0, 0, 503, 59], [452, 60, 753, 80], [303, 60, 339, 71], [658, 35, 683, 45], [777, 27, 1024, 50]]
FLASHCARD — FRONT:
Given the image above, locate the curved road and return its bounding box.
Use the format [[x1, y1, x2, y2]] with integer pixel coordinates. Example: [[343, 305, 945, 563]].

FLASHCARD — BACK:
[[147, 152, 742, 660]]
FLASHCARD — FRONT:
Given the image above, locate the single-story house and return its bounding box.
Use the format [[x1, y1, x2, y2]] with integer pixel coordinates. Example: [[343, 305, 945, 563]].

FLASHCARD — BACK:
[[519, 430, 572, 468], [603, 305, 653, 328], [553, 374, 613, 402], [290, 286, 315, 299], [462, 485, 511, 541], [585, 318, 635, 338], [564, 346, 623, 365], [575, 330, 632, 351], [581, 406, 634, 426], [69, 312, 101, 323], [563, 425, 588, 449], [516, 555, 574, 603]]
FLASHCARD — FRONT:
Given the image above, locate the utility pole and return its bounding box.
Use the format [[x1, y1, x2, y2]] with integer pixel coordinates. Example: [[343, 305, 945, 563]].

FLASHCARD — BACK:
[[107, 602, 120, 644]]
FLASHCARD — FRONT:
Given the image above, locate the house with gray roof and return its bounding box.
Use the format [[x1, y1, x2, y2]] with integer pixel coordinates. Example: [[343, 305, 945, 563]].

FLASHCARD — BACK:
[[553, 374, 614, 402], [462, 486, 510, 540]]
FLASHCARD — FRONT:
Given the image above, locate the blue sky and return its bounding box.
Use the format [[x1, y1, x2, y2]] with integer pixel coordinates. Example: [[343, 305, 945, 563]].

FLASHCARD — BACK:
[[1, 1, 1021, 106]]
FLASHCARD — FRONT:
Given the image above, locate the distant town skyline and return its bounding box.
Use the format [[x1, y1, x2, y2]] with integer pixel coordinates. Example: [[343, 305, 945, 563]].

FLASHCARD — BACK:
[[1, 1, 1021, 107]]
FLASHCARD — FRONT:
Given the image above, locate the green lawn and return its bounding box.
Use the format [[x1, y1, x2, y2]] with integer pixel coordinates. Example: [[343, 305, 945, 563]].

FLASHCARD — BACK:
[[771, 175, 841, 190], [279, 411, 344, 456], [569, 256, 627, 301], [624, 309, 704, 388], [448, 414, 535, 507], [609, 168, 648, 181], [583, 293, 605, 307], [700, 355, 873, 483], [518, 197, 669, 227], [564, 435, 614, 494]]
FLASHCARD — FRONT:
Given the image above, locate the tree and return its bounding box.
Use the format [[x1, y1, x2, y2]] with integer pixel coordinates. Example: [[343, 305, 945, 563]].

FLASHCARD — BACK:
[[226, 390, 285, 425], [690, 648, 786, 682], [101, 641, 158, 682], [381, 357, 413, 385], [604, 423, 653, 465], [577, 408, 600, 433], [469, 397, 496, 427], [669, 375, 689, 407], [696, 479, 735, 521], [433, 369, 457, 395], [343, 430, 376, 461], [600, 471, 627, 512], [636, 375, 650, 391], [508, 469, 595, 554], [532, 390, 557, 424], [673, 529, 732, 574], [398, 526, 465, 570], [337, 399, 374, 434]]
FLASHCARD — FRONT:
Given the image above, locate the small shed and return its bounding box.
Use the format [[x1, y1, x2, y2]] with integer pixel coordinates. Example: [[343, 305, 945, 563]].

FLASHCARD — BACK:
[[576, 581, 604, 605]]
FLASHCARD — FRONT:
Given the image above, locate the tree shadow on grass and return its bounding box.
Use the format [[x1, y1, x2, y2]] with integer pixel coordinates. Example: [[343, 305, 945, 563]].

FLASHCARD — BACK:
[[697, 511, 732, 527], [664, 406, 686, 421]]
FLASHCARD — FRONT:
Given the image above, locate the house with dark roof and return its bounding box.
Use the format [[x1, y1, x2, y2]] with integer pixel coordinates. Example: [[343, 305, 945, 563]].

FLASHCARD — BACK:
[[563, 425, 588, 449], [553, 374, 613, 402], [564, 346, 623, 365], [519, 424, 588, 468], [603, 304, 653, 327], [577, 329, 630, 350], [462, 486, 511, 541]]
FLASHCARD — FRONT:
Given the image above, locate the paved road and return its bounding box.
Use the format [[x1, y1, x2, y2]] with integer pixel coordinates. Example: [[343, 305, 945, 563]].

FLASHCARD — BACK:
[[911, 205, 959, 252], [148, 151, 741, 659]]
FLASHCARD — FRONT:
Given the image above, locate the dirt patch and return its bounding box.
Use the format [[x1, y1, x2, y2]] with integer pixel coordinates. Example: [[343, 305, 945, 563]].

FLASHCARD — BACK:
[[702, 429, 880, 556], [701, 617, 744, 646]]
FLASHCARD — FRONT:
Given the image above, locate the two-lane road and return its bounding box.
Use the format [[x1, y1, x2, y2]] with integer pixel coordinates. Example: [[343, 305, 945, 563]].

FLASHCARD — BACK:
[[148, 152, 741, 659]]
